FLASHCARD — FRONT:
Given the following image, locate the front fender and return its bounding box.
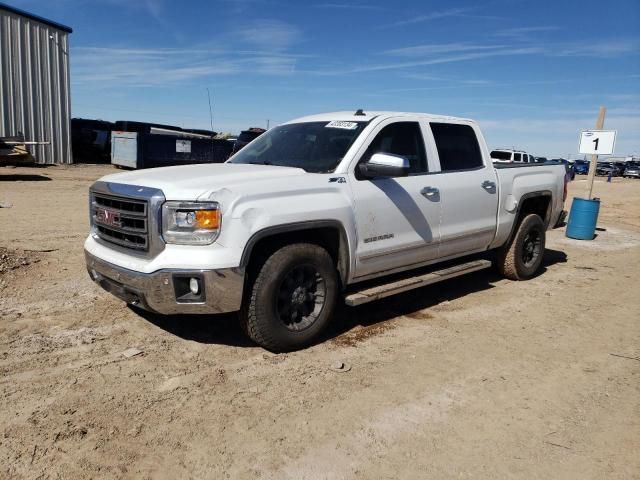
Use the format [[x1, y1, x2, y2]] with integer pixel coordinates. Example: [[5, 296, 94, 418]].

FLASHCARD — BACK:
[[202, 183, 358, 284]]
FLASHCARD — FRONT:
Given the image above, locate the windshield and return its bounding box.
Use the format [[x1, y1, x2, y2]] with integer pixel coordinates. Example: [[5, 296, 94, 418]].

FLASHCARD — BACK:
[[490, 150, 512, 160], [229, 121, 368, 173]]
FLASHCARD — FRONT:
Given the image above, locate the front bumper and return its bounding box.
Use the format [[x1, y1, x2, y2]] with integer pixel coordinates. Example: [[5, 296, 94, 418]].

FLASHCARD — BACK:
[[85, 251, 244, 314]]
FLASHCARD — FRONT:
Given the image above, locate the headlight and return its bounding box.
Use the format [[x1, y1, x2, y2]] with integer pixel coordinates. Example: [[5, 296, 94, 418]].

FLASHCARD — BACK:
[[162, 201, 221, 245]]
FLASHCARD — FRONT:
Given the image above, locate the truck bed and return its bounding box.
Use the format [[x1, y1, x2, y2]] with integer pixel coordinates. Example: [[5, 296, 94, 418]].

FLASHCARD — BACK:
[[490, 162, 566, 249], [493, 161, 559, 169]]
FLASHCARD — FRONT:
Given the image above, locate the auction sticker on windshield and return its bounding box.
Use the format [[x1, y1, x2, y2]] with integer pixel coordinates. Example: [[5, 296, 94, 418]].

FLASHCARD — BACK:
[[325, 121, 358, 130]]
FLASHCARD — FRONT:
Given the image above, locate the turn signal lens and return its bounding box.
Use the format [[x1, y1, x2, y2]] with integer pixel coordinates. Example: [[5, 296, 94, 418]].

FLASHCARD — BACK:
[[195, 210, 220, 230]]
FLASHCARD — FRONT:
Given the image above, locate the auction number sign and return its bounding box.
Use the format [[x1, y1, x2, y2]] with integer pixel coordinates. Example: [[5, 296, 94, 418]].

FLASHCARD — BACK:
[[579, 130, 616, 155]]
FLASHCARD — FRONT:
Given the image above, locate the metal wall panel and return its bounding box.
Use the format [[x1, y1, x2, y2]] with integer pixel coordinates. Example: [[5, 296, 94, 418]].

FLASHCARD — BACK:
[[0, 8, 72, 163]]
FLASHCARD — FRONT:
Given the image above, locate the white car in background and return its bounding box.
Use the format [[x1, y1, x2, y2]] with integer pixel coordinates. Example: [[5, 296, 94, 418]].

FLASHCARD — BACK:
[[490, 149, 537, 163]]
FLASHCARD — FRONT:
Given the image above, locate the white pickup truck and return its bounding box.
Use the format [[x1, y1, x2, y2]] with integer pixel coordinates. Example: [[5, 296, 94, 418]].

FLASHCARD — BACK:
[[85, 111, 567, 351]]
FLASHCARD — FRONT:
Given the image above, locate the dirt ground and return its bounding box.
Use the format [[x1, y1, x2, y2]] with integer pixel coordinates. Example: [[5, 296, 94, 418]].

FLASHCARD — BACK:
[[1, 165, 639, 480]]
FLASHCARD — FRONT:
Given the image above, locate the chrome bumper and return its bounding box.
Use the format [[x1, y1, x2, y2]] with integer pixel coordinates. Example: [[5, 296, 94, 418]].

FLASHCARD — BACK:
[[85, 251, 244, 314]]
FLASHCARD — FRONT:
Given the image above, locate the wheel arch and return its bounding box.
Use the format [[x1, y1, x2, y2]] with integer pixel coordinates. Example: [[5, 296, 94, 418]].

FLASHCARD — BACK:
[[505, 191, 552, 246], [240, 220, 351, 288]]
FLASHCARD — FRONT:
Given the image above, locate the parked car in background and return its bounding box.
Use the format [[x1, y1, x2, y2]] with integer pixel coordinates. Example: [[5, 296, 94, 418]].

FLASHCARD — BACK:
[[596, 164, 613, 176], [490, 149, 536, 163], [596, 163, 623, 177], [232, 127, 266, 154], [613, 162, 629, 176], [548, 158, 575, 181], [623, 164, 640, 179], [573, 160, 589, 175], [535, 157, 548, 163]]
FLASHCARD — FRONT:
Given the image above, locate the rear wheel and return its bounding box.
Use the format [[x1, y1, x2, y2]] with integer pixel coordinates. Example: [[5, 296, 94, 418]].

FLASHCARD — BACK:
[[497, 214, 546, 280], [240, 243, 338, 352]]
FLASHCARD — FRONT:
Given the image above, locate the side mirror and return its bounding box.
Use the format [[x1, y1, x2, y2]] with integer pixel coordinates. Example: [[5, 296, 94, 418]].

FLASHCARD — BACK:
[[359, 153, 410, 178]]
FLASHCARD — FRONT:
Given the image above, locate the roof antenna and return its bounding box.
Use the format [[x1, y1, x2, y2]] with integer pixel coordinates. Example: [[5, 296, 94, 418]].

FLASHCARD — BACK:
[[354, 109, 365, 116]]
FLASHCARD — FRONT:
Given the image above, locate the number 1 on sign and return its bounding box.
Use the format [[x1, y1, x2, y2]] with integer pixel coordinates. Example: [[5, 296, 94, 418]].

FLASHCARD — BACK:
[[578, 129, 615, 155]]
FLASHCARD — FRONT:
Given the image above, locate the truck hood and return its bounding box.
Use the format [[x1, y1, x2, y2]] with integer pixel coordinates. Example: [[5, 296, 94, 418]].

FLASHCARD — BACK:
[[99, 163, 307, 200]]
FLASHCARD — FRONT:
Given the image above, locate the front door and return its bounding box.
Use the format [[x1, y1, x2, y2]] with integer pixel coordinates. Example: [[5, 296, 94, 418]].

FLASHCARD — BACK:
[[349, 119, 442, 279]]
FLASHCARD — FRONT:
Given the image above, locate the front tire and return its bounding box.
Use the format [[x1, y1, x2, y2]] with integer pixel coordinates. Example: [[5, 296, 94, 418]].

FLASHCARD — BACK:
[[240, 243, 338, 352], [497, 214, 546, 280]]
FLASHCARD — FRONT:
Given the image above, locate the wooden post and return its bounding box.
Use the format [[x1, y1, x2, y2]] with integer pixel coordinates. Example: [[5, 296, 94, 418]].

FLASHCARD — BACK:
[[585, 106, 606, 199]]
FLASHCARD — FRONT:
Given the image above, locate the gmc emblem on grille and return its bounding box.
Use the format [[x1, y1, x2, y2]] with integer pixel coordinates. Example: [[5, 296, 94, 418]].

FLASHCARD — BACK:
[[96, 208, 121, 228]]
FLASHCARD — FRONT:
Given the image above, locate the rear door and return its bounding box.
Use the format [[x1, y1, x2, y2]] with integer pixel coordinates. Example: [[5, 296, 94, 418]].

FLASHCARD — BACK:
[[349, 118, 441, 279], [423, 122, 499, 257]]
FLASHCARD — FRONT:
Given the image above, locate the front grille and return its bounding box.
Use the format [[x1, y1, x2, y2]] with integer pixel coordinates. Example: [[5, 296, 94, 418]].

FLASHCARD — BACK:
[[92, 193, 149, 251]]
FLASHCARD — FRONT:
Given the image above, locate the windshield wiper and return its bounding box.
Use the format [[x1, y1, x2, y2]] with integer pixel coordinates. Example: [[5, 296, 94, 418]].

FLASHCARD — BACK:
[[247, 160, 273, 166]]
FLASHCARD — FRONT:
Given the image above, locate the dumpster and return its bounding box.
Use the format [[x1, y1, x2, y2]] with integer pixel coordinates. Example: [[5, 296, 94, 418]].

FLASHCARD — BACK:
[[111, 130, 232, 169]]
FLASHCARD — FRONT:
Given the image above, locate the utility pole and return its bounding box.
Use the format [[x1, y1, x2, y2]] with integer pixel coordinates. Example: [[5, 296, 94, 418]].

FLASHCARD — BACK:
[[266, 119, 270, 129], [585, 106, 606, 200], [206, 88, 215, 160], [206, 88, 214, 134]]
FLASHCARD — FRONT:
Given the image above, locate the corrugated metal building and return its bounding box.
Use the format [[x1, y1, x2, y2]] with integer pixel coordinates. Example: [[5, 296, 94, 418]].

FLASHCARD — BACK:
[[0, 2, 72, 164]]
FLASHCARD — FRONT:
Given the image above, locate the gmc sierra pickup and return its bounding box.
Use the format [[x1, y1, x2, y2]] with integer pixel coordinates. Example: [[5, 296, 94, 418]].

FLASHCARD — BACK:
[[85, 111, 567, 351]]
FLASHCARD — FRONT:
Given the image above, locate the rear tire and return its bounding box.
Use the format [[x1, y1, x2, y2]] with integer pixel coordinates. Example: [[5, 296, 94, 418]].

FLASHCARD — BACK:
[[240, 243, 338, 352], [497, 214, 546, 281]]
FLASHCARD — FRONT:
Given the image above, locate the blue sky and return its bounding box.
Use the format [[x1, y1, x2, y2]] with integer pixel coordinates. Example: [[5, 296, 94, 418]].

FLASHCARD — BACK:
[[11, 0, 640, 157]]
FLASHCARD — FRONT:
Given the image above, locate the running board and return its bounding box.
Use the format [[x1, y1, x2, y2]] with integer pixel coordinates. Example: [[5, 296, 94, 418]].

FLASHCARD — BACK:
[[344, 259, 492, 307]]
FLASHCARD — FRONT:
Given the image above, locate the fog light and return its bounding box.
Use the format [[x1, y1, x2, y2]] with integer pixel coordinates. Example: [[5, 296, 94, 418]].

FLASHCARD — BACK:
[[173, 275, 205, 302], [189, 277, 200, 295]]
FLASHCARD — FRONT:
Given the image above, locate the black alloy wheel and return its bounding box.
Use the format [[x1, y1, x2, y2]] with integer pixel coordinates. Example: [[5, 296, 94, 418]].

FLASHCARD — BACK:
[[521, 230, 542, 268], [276, 264, 326, 331], [497, 213, 546, 281], [240, 243, 338, 352]]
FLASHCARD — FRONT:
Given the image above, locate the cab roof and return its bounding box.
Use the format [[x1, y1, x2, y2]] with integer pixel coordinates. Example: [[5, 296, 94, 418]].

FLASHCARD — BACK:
[[285, 111, 475, 124], [492, 148, 528, 154]]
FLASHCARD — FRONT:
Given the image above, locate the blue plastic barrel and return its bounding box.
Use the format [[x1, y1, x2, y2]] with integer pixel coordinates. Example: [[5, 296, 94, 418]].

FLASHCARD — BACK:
[[566, 197, 600, 240]]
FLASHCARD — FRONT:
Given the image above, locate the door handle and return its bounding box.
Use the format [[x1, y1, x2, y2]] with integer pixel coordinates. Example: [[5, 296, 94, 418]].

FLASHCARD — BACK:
[[481, 180, 496, 191], [421, 186, 439, 197]]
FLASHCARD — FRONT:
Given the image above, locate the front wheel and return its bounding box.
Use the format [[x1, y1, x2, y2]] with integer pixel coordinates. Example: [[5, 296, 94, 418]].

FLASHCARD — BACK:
[[240, 243, 338, 352], [497, 214, 546, 280]]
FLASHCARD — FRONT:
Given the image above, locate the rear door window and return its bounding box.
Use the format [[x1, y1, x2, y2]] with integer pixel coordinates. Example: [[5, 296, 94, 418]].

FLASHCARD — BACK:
[[490, 150, 512, 161], [430, 123, 484, 171]]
